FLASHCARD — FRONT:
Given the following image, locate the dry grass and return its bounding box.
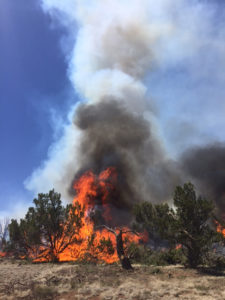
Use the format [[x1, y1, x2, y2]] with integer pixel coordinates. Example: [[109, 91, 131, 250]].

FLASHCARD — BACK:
[[0, 257, 224, 299]]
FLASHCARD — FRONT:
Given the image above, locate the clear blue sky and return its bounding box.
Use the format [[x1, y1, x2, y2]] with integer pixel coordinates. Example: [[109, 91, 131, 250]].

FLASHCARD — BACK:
[[0, 0, 77, 215], [1, 0, 225, 218]]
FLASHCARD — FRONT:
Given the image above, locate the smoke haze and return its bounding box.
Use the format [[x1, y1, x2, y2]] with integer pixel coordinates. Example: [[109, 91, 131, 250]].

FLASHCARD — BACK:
[[25, 0, 225, 216], [181, 143, 225, 216]]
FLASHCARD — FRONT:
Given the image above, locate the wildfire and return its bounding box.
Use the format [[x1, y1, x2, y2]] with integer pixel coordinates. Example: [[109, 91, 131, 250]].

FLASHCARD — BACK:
[[32, 167, 142, 263], [58, 167, 139, 263], [175, 244, 182, 250], [0, 251, 6, 258], [216, 221, 225, 238]]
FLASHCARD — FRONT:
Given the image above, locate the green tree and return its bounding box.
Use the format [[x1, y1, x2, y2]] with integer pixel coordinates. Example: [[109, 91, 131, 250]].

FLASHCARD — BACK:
[[133, 202, 174, 248], [172, 183, 217, 267], [8, 190, 84, 262], [133, 183, 218, 268]]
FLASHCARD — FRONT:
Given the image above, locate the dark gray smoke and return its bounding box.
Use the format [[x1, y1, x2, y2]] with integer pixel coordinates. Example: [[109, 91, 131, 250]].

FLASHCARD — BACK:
[[72, 98, 181, 224], [25, 0, 225, 223], [181, 143, 225, 216]]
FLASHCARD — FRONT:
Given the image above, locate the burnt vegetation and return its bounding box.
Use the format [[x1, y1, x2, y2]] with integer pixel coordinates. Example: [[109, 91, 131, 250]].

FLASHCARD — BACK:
[[2, 183, 225, 270]]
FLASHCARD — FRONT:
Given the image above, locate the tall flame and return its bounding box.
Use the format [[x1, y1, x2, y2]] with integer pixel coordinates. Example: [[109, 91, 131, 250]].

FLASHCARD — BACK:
[[57, 167, 140, 263], [31, 167, 141, 263]]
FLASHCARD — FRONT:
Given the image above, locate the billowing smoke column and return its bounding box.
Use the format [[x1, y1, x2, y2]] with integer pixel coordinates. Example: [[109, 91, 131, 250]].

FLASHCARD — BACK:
[[67, 0, 181, 218], [73, 99, 179, 223], [26, 0, 181, 212], [25, 0, 225, 219]]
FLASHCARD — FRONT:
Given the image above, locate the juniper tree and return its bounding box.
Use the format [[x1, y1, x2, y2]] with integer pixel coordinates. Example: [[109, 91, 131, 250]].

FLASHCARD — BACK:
[[133, 183, 218, 268], [133, 201, 174, 249], [8, 190, 84, 261], [172, 183, 217, 267]]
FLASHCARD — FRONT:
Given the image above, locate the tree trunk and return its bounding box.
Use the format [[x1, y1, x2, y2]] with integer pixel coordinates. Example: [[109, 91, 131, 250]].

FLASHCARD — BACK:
[[116, 230, 133, 270], [49, 249, 59, 263]]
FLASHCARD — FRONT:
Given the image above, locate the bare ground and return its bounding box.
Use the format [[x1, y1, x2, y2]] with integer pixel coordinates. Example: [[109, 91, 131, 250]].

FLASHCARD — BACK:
[[0, 258, 224, 300]]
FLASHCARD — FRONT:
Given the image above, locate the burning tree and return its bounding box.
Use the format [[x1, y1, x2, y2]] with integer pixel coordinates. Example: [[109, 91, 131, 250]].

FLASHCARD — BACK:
[[8, 190, 84, 262], [98, 225, 138, 270], [7, 169, 141, 266], [215, 216, 225, 248], [64, 167, 141, 266]]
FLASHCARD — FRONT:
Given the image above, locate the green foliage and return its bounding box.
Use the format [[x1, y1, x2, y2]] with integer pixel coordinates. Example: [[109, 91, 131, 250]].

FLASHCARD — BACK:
[[148, 248, 185, 266], [127, 243, 152, 265], [133, 182, 218, 268], [204, 250, 225, 270], [8, 190, 84, 261], [133, 202, 174, 247], [127, 242, 185, 266], [172, 183, 217, 267]]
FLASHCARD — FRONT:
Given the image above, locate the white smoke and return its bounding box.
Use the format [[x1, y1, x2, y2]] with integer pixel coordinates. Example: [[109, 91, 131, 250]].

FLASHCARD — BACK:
[[25, 0, 225, 200]]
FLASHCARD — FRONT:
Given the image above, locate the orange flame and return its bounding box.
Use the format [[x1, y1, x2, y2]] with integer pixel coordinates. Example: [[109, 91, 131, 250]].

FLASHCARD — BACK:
[[175, 244, 182, 250], [216, 221, 225, 238], [32, 167, 141, 263], [0, 251, 6, 258]]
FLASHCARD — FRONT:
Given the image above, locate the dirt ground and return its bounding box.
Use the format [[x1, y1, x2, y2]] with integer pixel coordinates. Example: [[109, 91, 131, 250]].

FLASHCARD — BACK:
[[0, 258, 225, 300]]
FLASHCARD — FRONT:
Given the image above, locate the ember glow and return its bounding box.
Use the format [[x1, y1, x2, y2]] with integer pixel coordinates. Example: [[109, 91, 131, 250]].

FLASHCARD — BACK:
[[0, 251, 6, 258], [216, 221, 225, 238], [175, 244, 182, 250]]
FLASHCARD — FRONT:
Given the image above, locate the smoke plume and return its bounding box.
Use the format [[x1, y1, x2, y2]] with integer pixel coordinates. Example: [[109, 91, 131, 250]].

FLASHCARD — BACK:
[[25, 0, 225, 217], [74, 99, 180, 209]]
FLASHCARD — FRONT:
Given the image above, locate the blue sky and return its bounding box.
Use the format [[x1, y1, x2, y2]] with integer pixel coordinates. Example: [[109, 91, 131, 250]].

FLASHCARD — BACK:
[[0, 0, 77, 216], [1, 0, 225, 218]]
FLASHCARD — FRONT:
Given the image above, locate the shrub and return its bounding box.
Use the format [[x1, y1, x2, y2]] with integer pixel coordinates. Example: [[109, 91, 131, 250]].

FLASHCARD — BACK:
[[127, 243, 185, 266], [32, 285, 57, 300]]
